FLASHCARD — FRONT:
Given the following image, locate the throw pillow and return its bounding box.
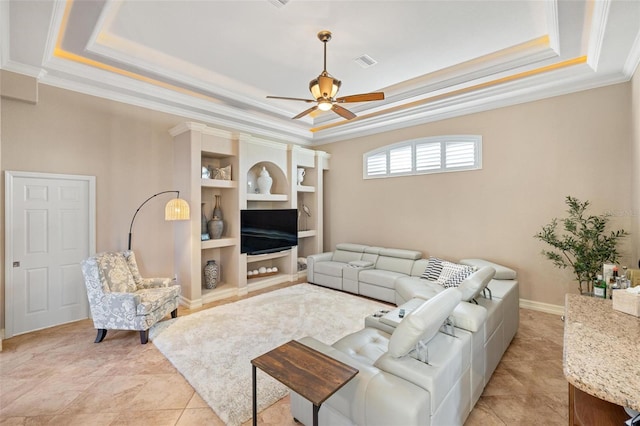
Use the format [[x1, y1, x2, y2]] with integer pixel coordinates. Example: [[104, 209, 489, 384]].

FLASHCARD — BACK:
[[421, 256, 445, 281], [437, 261, 476, 288]]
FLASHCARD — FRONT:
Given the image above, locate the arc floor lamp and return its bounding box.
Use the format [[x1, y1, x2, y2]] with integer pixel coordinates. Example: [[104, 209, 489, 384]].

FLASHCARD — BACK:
[[128, 190, 190, 250]]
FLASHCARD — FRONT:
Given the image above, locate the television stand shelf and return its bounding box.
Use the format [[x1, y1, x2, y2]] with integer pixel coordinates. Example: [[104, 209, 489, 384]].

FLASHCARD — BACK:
[[247, 250, 291, 262]]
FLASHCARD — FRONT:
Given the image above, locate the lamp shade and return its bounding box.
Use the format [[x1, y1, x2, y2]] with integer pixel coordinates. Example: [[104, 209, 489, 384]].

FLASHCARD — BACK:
[[165, 198, 190, 221]]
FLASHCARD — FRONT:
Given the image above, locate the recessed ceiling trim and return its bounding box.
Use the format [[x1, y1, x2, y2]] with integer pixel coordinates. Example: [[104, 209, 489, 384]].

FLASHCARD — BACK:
[[586, 0, 611, 71], [310, 56, 587, 134], [623, 29, 640, 77], [545, 0, 560, 53]]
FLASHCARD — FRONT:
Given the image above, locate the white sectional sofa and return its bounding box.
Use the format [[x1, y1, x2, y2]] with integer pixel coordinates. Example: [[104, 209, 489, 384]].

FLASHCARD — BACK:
[[292, 244, 519, 426]]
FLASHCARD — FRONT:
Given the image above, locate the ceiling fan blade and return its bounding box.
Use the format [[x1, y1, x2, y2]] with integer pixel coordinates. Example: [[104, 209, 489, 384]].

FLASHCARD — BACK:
[[336, 92, 385, 103], [331, 104, 356, 120], [267, 96, 315, 103], [293, 105, 319, 120]]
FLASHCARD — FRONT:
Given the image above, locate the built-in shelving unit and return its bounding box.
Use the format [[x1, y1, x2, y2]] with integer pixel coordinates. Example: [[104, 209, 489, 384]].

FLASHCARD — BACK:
[[171, 122, 329, 308]]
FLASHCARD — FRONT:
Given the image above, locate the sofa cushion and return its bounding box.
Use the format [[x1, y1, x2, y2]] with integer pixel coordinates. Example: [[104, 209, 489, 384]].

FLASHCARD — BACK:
[[437, 261, 475, 288], [395, 277, 444, 305], [333, 328, 391, 365], [359, 269, 407, 289], [421, 257, 445, 281], [387, 288, 462, 358], [332, 248, 366, 263], [458, 266, 496, 302]]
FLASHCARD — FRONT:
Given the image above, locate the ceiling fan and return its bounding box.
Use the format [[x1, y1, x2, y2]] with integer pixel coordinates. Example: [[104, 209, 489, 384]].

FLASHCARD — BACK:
[[267, 30, 385, 120]]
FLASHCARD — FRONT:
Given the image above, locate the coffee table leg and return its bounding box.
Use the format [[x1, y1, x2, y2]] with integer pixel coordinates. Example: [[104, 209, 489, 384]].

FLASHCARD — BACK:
[[313, 404, 320, 426], [252, 365, 257, 426]]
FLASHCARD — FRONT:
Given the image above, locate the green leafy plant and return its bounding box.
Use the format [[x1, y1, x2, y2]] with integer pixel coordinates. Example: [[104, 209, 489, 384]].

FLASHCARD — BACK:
[[534, 196, 628, 294]]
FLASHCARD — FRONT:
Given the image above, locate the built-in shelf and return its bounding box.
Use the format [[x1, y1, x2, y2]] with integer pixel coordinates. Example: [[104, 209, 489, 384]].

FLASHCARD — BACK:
[[201, 237, 238, 250], [247, 249, 291, 263], [201, 281, 237, 304], [298, 230, 317, 238], [246, 193, 288, 202], [201, 179, 237, 188], [297, 185, 316, 193]]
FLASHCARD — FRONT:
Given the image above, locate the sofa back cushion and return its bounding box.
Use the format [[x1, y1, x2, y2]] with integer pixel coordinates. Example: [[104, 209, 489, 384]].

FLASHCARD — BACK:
[[362, 246, 383, 264], [375, 248, 422, 275], [96, 252, 137, 293], [458, 266, 496, 302], [387, 287, 462, 358], [332, 243, 368, 263], [410, 259, 430, 277]]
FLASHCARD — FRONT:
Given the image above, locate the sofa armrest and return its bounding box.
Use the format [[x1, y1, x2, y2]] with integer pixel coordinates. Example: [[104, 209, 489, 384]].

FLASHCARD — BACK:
[[307, 252, 333, 283]]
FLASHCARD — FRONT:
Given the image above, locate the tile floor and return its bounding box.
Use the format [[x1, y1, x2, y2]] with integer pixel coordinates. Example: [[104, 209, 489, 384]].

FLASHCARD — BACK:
[[0, 284, 567, 425]]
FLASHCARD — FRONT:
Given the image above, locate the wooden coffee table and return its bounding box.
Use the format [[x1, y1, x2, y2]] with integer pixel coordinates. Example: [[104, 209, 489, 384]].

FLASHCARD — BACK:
[[251, 339, 359, 426]]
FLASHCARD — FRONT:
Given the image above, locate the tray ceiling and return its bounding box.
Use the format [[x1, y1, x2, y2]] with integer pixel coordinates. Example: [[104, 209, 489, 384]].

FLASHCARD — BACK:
[[2, 0, 640, 145]]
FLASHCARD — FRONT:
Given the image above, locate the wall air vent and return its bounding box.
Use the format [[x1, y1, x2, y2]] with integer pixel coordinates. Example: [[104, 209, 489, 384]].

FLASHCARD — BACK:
[[354, 54, 378, 69], [268, 0, 290, 7]]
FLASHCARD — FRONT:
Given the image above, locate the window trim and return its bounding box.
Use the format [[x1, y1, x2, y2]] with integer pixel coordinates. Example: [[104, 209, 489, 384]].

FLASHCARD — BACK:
[[363, 135, 482, 179]]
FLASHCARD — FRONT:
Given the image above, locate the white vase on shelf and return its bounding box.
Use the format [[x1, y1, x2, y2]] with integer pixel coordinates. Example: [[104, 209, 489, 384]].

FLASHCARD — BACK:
[[297, 168, 306, 185], [257, 166, 273, 194]]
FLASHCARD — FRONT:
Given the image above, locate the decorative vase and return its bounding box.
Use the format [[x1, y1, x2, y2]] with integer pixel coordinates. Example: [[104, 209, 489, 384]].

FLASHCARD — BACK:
[[213, 194, 223, 220], [203, 260, 219, 289], [208, 217, 224, 239], [200, 203, 207, 235], [297, 167, 306, 185], [257, 166, 273, 194]]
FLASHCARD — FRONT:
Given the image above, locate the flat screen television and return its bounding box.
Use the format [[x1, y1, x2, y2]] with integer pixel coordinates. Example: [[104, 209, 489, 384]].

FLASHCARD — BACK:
[[241, 209, 298, 255]]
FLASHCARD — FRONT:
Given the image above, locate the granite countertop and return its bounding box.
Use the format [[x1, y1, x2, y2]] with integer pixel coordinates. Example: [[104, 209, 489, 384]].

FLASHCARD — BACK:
[[563, 293, 640, 411]]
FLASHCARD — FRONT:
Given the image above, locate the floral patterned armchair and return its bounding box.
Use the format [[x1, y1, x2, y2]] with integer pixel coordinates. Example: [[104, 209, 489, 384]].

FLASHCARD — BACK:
[[81, 251, 181, 344]]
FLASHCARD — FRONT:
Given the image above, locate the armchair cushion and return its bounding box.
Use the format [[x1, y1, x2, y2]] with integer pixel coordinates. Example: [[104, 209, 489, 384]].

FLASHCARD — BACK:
[[96, 252, 137, 293], [388, 287, 462, 358], [136, 285, 181, 315], [124, 250, 144, 285]]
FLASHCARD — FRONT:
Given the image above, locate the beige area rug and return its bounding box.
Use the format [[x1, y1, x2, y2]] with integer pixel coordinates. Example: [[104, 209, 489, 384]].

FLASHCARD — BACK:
[[149, 283, 387, 426]]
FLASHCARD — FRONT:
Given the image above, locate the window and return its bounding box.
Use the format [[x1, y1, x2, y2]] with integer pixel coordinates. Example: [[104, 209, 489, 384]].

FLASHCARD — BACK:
[[363, 135, 482, 179]]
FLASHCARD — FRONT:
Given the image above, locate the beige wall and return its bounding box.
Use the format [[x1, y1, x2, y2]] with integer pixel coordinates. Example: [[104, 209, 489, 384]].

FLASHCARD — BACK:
[[1, 84, 187, 330], [319, 83, 636, 307], [1, 73, 637, 330]]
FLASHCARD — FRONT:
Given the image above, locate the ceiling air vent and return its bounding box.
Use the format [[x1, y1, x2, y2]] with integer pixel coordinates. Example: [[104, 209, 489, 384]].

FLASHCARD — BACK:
[[268, 0, 290, 7], [354, 54, 377, 69]]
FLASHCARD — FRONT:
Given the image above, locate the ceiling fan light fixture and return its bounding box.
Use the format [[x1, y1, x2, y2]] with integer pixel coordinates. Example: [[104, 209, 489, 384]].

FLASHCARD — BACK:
[[317, 100, 333, 111]]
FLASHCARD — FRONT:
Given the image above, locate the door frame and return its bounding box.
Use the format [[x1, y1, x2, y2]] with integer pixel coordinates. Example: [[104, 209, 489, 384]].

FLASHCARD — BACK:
[[4, 171, 96, 338]]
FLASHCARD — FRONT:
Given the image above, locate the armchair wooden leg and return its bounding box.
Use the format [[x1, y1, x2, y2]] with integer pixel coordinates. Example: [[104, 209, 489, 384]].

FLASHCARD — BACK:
[[140, 330, 149, 344], [95, 329, 107, 343], [171, 308, 178, 318]]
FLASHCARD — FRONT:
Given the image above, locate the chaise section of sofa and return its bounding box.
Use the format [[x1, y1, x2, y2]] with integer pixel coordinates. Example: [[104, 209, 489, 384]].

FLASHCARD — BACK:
[[297, 244, 520, 426]]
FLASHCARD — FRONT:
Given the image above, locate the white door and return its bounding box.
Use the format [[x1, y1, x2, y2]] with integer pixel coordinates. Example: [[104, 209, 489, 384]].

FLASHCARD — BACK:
[[5, 171, 96, 337]]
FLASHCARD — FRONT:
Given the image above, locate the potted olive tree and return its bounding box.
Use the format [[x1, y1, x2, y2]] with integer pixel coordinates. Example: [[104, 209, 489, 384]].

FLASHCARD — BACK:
[[534, 196, 628, 294]]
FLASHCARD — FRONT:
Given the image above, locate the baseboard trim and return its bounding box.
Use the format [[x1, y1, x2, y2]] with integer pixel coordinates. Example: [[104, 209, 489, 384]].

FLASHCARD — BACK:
[[179, 295, 203, 310], [0, 328, 4, 352], [519, 298, 565, 315]]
